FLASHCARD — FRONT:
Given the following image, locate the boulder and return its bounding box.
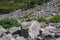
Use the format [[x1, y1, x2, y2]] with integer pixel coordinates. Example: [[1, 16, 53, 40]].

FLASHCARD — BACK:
[[9, 27, 21, 33], [26, 36, 33, 40], [11, 38, 16, 40], [40, 26, 55, 37], [2, 34, 14, 40], [40, 28, 51, 36], [16, 36, 26, 40], [0, 26, 7, 37], [40, 22, 47, 28], [45, 25, 56, 32], [0, 38, 2, 40], [21, 22, 32, 29], [29, 21, 41, 38], [54, 29, 60, 38], [56, 38, 60, 40]]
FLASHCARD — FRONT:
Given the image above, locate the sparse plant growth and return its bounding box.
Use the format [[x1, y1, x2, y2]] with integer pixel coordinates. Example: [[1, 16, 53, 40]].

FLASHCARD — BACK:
[[0, 0, 51, 14], [36, 17, 48, 24], [0, 0, 60, 40], [0, 18, 20, 29], [36, 15, 60, 23], [49, 15, 60, 23], [22, 15, 29, 18], [22, 13, 32, 18]]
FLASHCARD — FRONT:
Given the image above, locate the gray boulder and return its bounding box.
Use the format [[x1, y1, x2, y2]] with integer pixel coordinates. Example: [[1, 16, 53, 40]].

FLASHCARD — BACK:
[[56, 38, 60, 40], [0, 38, 2, 40], [2, 34, 15, 40], [0, 26, 7, 37], [16, 36, 26, 40], [21, 22, 32, 29], [9, 27, 21, 33], [29, 21, 41, 39]]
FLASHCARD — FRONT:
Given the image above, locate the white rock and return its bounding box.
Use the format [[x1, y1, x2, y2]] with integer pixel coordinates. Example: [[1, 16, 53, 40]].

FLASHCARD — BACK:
[[9, 27, 21, 33], [0, 38, 3, 40], [29, 21, 41, 38], [52, 13, 56, 16], [40, 28, 51, 36], [11, 38, 16, 40], [21, 22, 31, 29], [2, 34, 14, 40], [45, 25, 56, 31], [16, 36, 26, 40], [56, 38, 60, 40], [40, 25, 56, 36], [41, 10, 44, 12], [0, 26, 7, 36]]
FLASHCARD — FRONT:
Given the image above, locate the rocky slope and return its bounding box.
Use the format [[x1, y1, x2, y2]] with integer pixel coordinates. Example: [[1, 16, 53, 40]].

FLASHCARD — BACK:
[[0, 0, 60, 21], [0, 21, 60, 40], [0, 0, 60, 40]]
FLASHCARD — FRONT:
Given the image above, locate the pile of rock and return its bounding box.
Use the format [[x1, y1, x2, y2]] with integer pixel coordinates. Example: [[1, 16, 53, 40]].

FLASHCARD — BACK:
[[0, 21, 60, 40], [0, 0, 60, 22]]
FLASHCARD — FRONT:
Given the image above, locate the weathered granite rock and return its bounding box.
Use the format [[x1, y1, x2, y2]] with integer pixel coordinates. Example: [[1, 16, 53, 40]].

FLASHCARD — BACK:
[[0, 26, 7, 37], [0, 0, 59, 40], [21, 22, 32, 29], [56, 38, 60, 40], [26, 36, 33, 40], [56, 23, 60, 28], [40, 28, 51, 36], [54, 29, 60, 38], [9, 27, 21, 33], [29, 21, 41, 38], [0, 21, 59, 40], [40, 22, 47, 28], [11, 38, 16, 40], [16, 36, 26, 40], [40, 25, 56, 37], [45, 25, 56, 32], [0, 38, 2, 40], [2, 34, 14, 40]]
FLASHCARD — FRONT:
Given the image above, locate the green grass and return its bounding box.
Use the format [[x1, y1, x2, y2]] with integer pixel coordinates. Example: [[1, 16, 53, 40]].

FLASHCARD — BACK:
[[22, 13, 32, 18], [0, 15, 60, 29], [0, 18, 21, 29], [49, 15, 60, 23], [36, 15, 60, 23], [36, 17, 48, 24], [22, 15, 29, 18], [0, 0, 51, 14]]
